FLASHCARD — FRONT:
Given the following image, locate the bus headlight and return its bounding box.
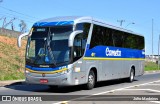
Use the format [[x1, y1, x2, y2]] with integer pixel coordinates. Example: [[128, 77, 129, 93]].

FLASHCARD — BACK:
[[74, 67, 80, 72], [25, 70, 29, 74]]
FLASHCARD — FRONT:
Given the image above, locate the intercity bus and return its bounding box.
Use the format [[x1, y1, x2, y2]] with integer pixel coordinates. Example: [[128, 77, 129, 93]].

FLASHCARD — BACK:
[[18, 16, 145, 90]]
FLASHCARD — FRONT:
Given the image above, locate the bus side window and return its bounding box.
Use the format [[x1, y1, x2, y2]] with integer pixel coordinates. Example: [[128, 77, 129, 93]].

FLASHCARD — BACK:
[[73, 33, 84, 61], [112, 30, 123, 47]]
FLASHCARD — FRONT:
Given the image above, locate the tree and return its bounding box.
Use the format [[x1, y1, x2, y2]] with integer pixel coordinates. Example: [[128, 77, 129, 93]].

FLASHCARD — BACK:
[[2, 17, 16, 29], [19, 20, 27, 33]]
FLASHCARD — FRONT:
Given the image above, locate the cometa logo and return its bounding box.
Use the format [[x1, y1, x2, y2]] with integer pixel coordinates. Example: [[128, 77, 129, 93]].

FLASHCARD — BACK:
[[106, 47, 121, 56]]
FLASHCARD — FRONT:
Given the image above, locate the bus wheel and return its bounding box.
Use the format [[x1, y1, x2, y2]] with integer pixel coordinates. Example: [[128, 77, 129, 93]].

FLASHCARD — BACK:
[[48, 85, 58, 89], [128, 68, 135, 82], [85, 70, 95, 90]]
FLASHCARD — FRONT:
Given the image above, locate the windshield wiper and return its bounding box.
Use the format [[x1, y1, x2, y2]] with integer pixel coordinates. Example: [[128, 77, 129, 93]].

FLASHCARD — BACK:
[[45, 28, 57, 66], [46, 46, 57, 65]]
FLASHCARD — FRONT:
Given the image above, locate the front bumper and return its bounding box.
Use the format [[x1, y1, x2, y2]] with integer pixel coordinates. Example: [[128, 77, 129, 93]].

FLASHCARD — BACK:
[[25, 72, 73, 86], [25, 65, 75, 86]]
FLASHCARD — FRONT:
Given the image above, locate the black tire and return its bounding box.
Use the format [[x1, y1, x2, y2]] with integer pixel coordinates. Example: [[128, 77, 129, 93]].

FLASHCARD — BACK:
[[85, 70, 95, 90], [128, 68, 135, 82], [48, 85, 58, 89]]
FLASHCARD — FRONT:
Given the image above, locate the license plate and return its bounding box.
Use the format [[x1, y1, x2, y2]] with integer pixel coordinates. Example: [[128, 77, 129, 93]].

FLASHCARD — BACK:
[[40, 79, 48, 83]]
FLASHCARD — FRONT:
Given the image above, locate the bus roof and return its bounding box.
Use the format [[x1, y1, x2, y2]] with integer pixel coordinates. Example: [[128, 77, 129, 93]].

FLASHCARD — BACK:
[[33, 16, 143, 37]]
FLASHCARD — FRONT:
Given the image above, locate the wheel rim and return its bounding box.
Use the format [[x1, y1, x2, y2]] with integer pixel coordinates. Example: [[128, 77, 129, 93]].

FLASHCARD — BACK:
[[88, 74, 94, 85], [130, 70, 134, 81]]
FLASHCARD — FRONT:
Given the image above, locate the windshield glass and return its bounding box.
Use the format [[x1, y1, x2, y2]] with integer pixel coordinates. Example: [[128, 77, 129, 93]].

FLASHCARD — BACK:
[[26, 26, 73, 67]]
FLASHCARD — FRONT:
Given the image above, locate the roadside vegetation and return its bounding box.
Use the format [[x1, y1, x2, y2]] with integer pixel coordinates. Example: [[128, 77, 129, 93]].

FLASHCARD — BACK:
[[0, 35, 26, 80], [145, 61, 159, 71]]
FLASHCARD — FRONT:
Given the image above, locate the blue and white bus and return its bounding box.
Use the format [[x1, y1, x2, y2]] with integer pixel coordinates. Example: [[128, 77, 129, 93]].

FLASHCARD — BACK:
[[18, 16, 145, 90]]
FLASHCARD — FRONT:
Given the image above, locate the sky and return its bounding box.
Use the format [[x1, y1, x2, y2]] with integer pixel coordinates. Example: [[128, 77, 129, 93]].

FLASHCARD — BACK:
[[0, 0, 160, 55]]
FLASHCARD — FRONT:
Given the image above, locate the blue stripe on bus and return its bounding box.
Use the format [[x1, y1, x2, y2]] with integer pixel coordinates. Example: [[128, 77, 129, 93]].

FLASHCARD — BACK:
[[85, 45, 145, 58], [25, 65, 68, 71], [33, 21, 74, 26]]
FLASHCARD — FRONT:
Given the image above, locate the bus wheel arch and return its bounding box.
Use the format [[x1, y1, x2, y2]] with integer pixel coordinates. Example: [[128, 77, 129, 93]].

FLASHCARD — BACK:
[[85, 67, 97, 90]]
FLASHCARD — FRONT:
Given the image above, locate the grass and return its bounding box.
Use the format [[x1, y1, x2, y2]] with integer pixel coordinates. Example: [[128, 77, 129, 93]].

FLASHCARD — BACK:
[[0, 56, 25, 80], [145, 61, 159, 71], [0, 35, 26, 81]]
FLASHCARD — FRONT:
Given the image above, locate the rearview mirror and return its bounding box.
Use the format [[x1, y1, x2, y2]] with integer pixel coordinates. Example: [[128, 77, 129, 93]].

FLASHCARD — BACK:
[[17, 32, 29, 48], [68, 30, 83, 47]]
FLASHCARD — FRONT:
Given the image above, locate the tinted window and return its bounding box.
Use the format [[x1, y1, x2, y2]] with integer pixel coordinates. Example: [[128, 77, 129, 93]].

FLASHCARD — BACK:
[[112, 30, 123, 47], [90, 24, 144, 50], [90, 25, 113, 49], [76, 23, 91, 38], [123, 33, 144, 49]]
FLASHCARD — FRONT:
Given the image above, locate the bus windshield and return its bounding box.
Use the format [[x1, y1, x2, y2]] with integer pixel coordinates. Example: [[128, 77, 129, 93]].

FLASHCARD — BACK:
[[26, 26, 73, 67]]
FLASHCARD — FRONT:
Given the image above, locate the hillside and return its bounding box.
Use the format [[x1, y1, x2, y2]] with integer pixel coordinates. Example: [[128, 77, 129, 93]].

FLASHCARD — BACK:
[[0, 35, 27, 80]]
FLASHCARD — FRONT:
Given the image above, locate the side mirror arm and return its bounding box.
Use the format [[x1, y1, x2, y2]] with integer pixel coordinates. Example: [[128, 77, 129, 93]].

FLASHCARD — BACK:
[[17, 32, 29, 48], [68, 30, 83, 47]]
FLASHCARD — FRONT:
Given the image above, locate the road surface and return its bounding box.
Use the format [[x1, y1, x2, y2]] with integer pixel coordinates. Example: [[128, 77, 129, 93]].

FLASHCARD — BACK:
[[0, 72, 160, 104]]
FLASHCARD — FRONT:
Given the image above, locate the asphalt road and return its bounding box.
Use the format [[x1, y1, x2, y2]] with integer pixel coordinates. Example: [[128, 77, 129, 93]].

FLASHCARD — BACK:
[[0, 72, 160, 104]]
